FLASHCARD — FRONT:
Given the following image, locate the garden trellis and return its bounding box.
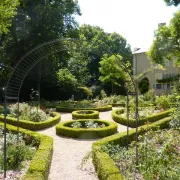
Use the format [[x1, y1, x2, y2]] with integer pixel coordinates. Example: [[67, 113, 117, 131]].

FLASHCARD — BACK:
[[3, 38, 139, 178]]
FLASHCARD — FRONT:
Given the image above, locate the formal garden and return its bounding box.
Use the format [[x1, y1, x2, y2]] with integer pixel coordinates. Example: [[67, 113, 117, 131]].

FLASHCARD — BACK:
[[0, 88, 180, 179], [0, 0, 180, 179]]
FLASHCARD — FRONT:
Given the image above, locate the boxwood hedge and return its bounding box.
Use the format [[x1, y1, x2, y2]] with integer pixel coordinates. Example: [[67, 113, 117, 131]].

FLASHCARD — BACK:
[[0, 112, 61, 131], [56, 105, 112, 112], [56, 119, 118, 139], [112, 108, 172, 127], [72, 110, 99, 119], [0, 122, 53, 180], [92, 117, 171, 180]]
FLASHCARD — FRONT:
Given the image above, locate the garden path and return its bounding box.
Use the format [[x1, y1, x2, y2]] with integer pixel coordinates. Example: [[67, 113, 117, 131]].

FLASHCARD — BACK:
[[38, 108, 129, 180]]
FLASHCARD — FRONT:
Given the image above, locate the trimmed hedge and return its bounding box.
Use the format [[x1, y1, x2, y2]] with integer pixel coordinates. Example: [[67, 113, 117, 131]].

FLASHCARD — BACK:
[[56, 105, 112, 112], [72, 110, 99, 119], [56, 119, 118, 139], [92, 117, 171, 180], [112, 108, 172, 128], [0, 122, 53, 180], [0, 112, 61, 131], [110, 103, 125, 107]]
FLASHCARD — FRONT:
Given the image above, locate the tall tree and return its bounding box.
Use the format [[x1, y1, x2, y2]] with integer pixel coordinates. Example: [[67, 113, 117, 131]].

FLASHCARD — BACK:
[[79, 24, 132, 87], [99, 54, 127, 94], [0, 0, 19, 35], [0, 0, 81, 99], [164, 0, 180, 6], [147, 10, 180, 66]]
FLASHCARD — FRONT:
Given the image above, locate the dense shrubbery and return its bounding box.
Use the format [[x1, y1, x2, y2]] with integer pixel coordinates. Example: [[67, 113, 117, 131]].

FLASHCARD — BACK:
[[102, 128, 180, 179], [8, 103, 50, 122], [0, 127, 36, 171]]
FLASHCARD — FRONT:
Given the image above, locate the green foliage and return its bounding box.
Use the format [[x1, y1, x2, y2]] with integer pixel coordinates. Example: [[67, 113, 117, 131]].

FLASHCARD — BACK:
[[102, 95, 126, 105], [143, 89, 156, 102], [8, 103, 49, 122], [78, 86, 93, 99], [72, 110, 99, 119], [92, 117, 171, 180], [56, 120, 118, 139], [156, 95, 170, 109], [56, 101, 112, 112], [99, 54, 127, 93], [112, 108, 172, 127], [0, 112, 61, 130], [0, 122, 53, 180], [164, 0, 180, 6], [138, 77, 149, 94], [170, 82, 180, 129], [57, 68, 78, 89], [0, 132, 36, 170], [147, 10, 180, 66], [102, 129, 180, 179], [0, 0, 19, 35]]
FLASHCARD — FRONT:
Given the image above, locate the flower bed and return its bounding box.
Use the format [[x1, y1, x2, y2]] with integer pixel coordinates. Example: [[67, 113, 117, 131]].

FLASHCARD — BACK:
[[92, 117, 171, 180], [0, 112, 61, 131], [56, 119, 118, 139], [0, 122, 53, 180], [112, 108, 172, 127], [72, 110, 99, 119]]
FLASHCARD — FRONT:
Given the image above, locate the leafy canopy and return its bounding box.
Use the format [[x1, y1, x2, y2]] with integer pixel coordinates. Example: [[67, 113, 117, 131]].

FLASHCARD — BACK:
[[0, 0, 19, 35], [164, 0, 180, 6], [99, 54, 127, 93], [147, 10, 180, 66]]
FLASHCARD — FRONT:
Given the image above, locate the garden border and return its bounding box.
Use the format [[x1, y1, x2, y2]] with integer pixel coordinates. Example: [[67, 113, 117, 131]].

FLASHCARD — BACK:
[[0, 112, 61, 130], [112, 108, 172, 127], [0, 122, 53, 180], [56, 105, 112, 112], [56, 119, 118, 139], [72, 110, 99, 119], [92, 117, 171, 180]]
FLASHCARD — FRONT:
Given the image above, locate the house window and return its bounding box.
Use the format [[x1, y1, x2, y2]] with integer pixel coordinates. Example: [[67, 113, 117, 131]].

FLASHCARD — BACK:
[[165, 60, 169, 67], [156, 84, 162, 89], [167, 84, 171, 89]]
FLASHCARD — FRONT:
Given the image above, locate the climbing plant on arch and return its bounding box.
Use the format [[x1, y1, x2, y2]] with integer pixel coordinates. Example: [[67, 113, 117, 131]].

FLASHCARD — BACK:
[[3, 38, 139, 178]]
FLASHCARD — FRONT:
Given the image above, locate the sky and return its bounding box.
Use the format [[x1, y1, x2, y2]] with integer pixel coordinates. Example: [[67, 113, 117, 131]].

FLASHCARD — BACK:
[[75, 0, 179, 50]]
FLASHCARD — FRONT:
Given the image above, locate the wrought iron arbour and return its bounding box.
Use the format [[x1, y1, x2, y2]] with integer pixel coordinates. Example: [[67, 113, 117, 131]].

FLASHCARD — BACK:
[[3, 38, 139, 178]]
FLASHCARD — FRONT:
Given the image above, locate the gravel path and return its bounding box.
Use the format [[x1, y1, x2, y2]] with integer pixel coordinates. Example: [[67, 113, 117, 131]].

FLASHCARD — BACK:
[[38, 108, 129, 180]]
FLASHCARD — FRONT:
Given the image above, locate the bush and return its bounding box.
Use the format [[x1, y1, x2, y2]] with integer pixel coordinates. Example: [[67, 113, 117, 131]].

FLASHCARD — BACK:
[[92, 117, 171, 180], [112, 108, 172, 127], [56, 119, 118, 139], [72, 110, 99, 119], [0, 112, 61, 130], [156, 95, 170, 109], [56, 105, 112, 112], [0, 122, 53, 180]]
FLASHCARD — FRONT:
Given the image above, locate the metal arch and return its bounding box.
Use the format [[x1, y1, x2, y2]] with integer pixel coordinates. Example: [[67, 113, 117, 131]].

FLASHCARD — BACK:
[[3, 38, 139, 178]]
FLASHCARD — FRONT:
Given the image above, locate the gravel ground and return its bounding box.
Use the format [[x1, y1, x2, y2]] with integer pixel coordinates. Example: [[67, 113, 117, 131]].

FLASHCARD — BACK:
[[38, 108, 129, 180], [0, 108, 129, 180]]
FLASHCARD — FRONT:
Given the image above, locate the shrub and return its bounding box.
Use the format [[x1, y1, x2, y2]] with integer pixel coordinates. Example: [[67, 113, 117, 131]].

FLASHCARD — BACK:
[[56, 119, 118, 139], [112, 108, 172, 127], [0, 112, 61, 130], [0, 122, 53, 180], [92, 117, 171, 180], [0, 132, 36, 170], [72, 110, 99, 119], [156, 95, 170, 109], [8, 103, 50, 122]]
